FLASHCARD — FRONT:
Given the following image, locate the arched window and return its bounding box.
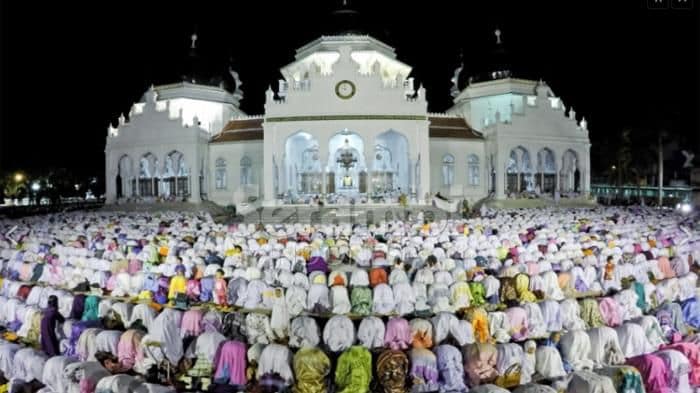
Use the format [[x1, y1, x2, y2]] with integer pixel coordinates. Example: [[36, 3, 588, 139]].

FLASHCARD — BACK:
[[467, 154, 480, 186], [442, 154, 455, 186], [215, 158, 227, 189], [240, 156, 252, 186]]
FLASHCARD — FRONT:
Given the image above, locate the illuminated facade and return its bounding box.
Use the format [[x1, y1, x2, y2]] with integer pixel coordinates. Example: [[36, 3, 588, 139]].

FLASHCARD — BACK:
[[105, 32, 590, 207]]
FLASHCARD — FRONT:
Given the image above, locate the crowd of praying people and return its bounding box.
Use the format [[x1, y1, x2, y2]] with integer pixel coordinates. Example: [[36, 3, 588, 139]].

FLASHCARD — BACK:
[[0, 206, 698, 393]]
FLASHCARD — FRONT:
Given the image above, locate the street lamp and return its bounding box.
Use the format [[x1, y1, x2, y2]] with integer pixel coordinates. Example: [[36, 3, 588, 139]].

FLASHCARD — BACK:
[[31, 183, 40, 192], [14, 173, 24, 182]]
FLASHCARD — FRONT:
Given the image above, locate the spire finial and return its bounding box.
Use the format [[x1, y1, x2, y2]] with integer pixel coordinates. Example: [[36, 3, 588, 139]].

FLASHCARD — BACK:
[[495, 28, 502, 44], [190, 33, 198, 49]]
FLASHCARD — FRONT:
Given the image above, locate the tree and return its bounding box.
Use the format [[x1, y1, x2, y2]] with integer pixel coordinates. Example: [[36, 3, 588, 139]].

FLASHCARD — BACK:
[[615, 129, 633, 186], [2, 174, 27, 202]]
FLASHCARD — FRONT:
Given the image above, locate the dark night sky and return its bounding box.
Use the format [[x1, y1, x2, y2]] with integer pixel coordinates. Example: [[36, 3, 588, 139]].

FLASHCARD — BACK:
[[1, 1, 698, 183]]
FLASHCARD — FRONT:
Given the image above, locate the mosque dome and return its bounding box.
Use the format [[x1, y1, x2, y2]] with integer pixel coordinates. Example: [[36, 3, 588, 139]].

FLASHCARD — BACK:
[[451, 28, 514, 96], [180, 32, 240, 95], [471, 28, 513, 83], [327, 0, 364, 35]]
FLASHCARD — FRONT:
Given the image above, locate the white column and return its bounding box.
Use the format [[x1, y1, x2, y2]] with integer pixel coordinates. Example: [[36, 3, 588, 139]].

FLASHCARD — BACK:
[[364, 140, 373, 195], [409, 156, 417, 197], [190, 152, 201, 203], [583, 146, 591, 196], [105, 155, 116, 204], [418, 145, 430, 204], [263, 124, 275, 205], [319, 142, 329, 197], [495, 152, 505, 200]]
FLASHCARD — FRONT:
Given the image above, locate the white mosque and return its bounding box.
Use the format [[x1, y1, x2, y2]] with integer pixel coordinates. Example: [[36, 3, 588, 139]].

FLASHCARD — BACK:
[[104, 23, 590, 209]]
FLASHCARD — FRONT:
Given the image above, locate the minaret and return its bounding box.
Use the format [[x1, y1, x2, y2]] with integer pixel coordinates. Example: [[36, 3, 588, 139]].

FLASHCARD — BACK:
[[450, 51, 464, 98]]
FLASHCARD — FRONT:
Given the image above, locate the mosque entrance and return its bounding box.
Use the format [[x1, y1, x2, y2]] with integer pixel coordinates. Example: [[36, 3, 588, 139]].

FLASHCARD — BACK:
[[333, 138, 361, 194], [326, 131, 367, 203], [283, 129, 410, 205]]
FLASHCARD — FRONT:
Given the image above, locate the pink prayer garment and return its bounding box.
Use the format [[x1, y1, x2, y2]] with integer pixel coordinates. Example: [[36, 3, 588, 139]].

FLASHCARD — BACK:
[[214, 277, 228, 305], [505, 307, 529, 341], [527, 262, 539, 276], [657, 257, 676, 279], [661, 341, 700, 386], [117, 329, 144, 370], [598, 297, 623, 327], [384, 317, 412, 351], [128, 259, 142, 274], [213, 340, 247, 386], [106, 275, 117, 292], [181, 309, 204, 338], [626, 354, 672, 393]]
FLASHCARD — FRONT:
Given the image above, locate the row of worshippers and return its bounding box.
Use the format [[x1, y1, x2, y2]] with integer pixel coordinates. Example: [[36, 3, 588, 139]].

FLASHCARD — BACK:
[[2, 275, 700, 393], [3, 233, 699, 318], [1, 207, 696, 291], [1, 209, 698, 321]]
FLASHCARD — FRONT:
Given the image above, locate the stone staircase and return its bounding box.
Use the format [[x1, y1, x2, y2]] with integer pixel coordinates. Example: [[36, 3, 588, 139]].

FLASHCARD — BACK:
[[100, 202, 212, 214], [238, 204, 459, 225]]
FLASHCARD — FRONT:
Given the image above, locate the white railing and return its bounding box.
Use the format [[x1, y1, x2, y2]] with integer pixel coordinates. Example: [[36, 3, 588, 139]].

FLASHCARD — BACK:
[[427, 112, 458, 118]]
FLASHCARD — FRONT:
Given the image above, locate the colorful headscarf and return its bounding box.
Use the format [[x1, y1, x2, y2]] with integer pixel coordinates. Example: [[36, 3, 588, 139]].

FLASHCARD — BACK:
[[410, 348, 440, 392], [580, 298, 605, 328], [514, 274, 537, 303], [377, 349, 409, 393], [468, 282, 486, 307], [70, 294, 86, 320], [350, 286, 372, 315], [465, 307, 491, 344], [293, 347, 330, 393], [81, 295, 100, 322], [499, 277, 518, 305], [335, 346, 372, 393], [435, 344, 467, 392]]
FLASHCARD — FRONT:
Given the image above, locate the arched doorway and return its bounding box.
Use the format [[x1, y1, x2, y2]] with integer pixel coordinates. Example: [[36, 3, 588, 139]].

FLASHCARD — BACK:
[[560, 149, 579, 193], [328, 130, 366, 195], [285, 132, 321, 196], [138, 153, 158, 197], [374, 130, 410, 195], [506, 146, 533, 194], [537, 148, 557, 194], [162, 151, 188, 199]]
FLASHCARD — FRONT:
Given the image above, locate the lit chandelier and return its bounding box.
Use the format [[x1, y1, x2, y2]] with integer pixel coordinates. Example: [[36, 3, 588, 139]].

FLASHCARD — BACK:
[[336, 139, 357, 171]]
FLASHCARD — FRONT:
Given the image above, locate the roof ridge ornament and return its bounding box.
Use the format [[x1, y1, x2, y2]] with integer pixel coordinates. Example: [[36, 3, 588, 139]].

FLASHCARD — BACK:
[[450, 50, 464, 98]]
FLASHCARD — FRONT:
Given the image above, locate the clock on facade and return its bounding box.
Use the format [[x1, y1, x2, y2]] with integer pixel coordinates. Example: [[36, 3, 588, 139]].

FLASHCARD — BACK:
[[335, 80, 356, 99]]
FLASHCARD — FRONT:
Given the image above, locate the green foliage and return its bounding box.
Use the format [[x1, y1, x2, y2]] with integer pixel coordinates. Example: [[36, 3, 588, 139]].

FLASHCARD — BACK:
[[3, 181, 26, 199], [461, 199, 470, 218]]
